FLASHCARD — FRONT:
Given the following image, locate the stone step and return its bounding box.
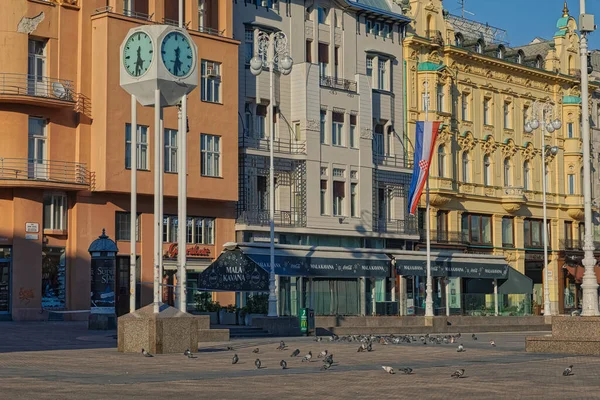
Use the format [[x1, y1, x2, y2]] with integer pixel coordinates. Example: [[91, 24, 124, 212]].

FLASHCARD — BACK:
[[321, 324, 551, 336]]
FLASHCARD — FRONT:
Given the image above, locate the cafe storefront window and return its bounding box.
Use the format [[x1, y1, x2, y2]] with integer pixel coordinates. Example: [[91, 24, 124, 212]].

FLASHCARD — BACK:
[[42, 247, 66, 309]]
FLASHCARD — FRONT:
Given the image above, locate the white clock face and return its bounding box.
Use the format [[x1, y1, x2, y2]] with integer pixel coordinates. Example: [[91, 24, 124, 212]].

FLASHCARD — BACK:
[[123, 31, 154, 77], [161, 31, 194, 77]]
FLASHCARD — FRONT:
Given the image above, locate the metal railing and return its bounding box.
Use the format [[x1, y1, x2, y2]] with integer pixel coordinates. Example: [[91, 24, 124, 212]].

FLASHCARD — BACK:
[[559, 238, 600, 250], [319, 75, 357, 92], [0, 158, 91, 186], [237, 209, 306, 227], [418, 230, 470, 244], [373, 153, 411, 169], [373, 219, 418, 235], [195, 26, 226, 37], [240, 136, 307, 154], [93, 6, 154, 21]]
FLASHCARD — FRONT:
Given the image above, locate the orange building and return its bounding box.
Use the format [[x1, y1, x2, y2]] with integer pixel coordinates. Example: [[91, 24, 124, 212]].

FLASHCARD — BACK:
[[0, 0, 238, 321]]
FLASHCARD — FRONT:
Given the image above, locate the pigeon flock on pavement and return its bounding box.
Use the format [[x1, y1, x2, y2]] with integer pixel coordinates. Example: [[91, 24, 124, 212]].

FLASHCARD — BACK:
[[139, 333, 574, 380]]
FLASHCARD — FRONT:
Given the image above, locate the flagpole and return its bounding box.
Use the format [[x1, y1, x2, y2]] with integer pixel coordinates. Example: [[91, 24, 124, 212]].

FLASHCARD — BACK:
[[424, 75, 434, 318]]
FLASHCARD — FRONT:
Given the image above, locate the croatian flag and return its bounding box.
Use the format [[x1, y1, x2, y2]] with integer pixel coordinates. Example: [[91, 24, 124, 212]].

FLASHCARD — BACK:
[[407, 121, 441, 215]]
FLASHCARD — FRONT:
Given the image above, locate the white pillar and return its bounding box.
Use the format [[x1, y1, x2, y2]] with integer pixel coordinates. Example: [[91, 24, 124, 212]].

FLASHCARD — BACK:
[[580, 0, 600, 316], [360, 277, 366, 316], [153, 89, 161, 313], [398, 276, 406, 316], [267, 34, 278, 317], [494, 279, 499, 316], [371, 278, 376, 316], [159, 108, 164, 303], [130, 95, 137, 314], [541, 121, 553, 315], [445, 278, 450, 317]]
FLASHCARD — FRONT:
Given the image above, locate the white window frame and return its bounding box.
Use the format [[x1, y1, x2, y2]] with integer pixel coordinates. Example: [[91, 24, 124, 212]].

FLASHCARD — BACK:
[[201, 60, 221, 103], [332, 181, 345, 216], [483, 155, 491, 186], [377, 59, 387, 90], [504, 158, 511, 186], [320, 110, 327, 144], [461, 93, 469, 121], [524, 161, 531, 190], [125, 123, 149, 170], [164, 128, 178, 173], [462, 152, 470, 183], [437, 84, 444, 112], [350, 182, 358, 217], [320, 180, 328, 215], [350, 120, 357, 148], [332, 117, 343, 146], [568, 174, 575, 194], [366, 56, 373, 78], [244, 28, 254, 63], [504, 102, 511, 129], [201, 134, 221, 177], [484, 98, 491, 125], [44, 193, 67, 231], [567, 122, 574, 138]]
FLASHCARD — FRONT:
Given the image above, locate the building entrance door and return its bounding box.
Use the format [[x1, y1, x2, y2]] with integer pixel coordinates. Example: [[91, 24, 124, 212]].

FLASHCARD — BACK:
[[0, 259, 10, 314]]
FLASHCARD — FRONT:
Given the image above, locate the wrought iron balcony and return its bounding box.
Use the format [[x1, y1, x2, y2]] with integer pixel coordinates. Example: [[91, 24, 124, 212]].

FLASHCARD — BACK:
[[0, 158, 91, 187], [240, 136, 307, 154], [0, 73, 91, 116], [559, 238, 600, 250], [319, 75, 357, 92], [93, 6, 153, 21], [237, 209, 306, 228], [418, 230, 469, 245], [373, 153, 412, 169], [373, 218, 418, 235]]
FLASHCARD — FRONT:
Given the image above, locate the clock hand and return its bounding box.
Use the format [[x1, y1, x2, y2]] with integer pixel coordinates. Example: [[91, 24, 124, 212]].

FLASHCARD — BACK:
[[135, 46, 144, 75], [173, 46, 182, 75]]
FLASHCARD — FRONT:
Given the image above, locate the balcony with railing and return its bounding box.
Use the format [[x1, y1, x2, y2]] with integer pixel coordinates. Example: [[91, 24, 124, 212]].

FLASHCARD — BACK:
[[559, 238, 600, 251], [240, 136, 307, 155], [0, 158, 92, 189], [162, 18, 226, 37], [419, 230, 469, 245], [373, 153, 412, 169], [237, 208, 306, 228], [0, 73, 91, 116], [373, 218, 418, 235], [319, 75, 357, 92], [93, 6, 154, 22]]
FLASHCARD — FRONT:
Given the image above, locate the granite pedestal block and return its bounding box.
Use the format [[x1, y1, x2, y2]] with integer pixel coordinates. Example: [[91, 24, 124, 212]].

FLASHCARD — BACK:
[[526, 316, 600, 355], [118, 303, 200, 354], [89, 313, 117, 330]]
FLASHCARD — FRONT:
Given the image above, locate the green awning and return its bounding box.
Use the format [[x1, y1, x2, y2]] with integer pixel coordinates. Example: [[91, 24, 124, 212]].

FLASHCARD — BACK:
[[499, 267, 533, 294]]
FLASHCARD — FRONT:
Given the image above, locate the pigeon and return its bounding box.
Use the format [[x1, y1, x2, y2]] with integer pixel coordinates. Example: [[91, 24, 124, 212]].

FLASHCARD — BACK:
[[232, 354, 239, 364], [227, 346, 234, 351], [357, 345, 365, 352], [490, 340, 496, 347], [324, 354, 334, 365], [318, 350, 328, 358], [280, 360, 287, 369], [399, 367, 413, 374], [314, 336, 322, 342], [142, 348, 153, 357], [290, 349, 300, 357], [252, 348, 260, 354], [184, 349, 192, 357], [255, 359, 262, 369], [451, 369, 465, 378], [321, 361, 332, 371], [563, 365, 574, 376], [277, 341, 286, 350], [367, 343, 373, 352], [302, 351, 313, 362], [472, 334, 478, 341], [382, 366, 395, 374], [457, 344, 465, 353]]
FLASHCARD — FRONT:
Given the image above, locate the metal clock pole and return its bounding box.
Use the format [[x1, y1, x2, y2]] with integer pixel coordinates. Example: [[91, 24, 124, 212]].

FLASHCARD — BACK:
[[154, 88, 161, 313], [130, 94, 137, 314]]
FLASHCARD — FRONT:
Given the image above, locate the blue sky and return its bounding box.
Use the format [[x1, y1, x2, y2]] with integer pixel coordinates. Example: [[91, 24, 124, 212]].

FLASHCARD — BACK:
[[445, 0, 600, 49]]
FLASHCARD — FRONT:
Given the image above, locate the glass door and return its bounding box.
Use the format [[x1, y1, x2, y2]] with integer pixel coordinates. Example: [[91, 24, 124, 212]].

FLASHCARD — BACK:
[[28, 117, 47, 180], [28, 40, 46, 97], [0, 259, 10, 314]]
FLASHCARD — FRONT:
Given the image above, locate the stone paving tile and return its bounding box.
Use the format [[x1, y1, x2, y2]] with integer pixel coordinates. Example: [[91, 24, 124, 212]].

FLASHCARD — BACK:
[[2, 323, 600, 399]]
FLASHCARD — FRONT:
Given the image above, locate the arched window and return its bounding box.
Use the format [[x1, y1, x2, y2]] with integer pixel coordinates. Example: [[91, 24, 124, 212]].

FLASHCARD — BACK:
[[497, 46, 504, 59], [455, 33, 464, 47], [524, 161, 531, 190], [475, 41, 483, 54], [535, 55, 544, 69], [483, 155, 491, 186], [504, 158, 511, 186], [462, 152, 470, 182], [516, 50, 524, 64], [438, 145, 446, 177]]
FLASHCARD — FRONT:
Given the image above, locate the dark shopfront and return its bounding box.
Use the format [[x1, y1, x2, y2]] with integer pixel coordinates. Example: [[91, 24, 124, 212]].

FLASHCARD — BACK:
[[394, 253, 533, 316], [559, 252, 600, 315]]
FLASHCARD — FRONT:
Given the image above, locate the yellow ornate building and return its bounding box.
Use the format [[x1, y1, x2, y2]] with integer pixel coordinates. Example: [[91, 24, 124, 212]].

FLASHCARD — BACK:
[[402, 0, 590, 314]]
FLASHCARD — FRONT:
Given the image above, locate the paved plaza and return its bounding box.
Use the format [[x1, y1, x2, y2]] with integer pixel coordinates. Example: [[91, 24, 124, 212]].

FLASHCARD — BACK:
[[1, 322, 600, 399]]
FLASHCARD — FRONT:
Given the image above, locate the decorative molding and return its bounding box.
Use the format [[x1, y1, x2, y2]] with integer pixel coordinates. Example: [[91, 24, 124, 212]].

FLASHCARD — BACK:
[[305, 119, 319, 131], [567, 207, 584, 220], [520, 142, 538, 161], [17, 12, 44, 34], [360, 128, 373, 139], [480, 135, 499, 155], [457, 133, 476, 151], [429, 194, 452, 207], [502, 203, 522, 213], [501, 140, 518, 158], [437, 128, 453, 144]]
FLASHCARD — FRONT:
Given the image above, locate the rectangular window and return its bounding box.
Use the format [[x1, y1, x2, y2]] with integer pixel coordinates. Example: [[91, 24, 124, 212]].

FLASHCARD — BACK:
[[366, 19, 372, 35], [332, 168, 345, 177], [461, 93, 469, 121], [567, 122, 574, 138], [43, 193, 67, 231], [568, 174, 575, 194], [350, 183, 358, 217], [318, 43, 329, 77], [383, 24, 391, 38], [257, 176, 268, 211], [349, 115, 357, 148], [28, 116, 47, 179], [502, 217, 514, 247], [115, 212, 140, 241], [317, 7, 329, 24], [125, 124, 149, 170], [483, 98, 491, 125], [504, 102, 511, 129], [373, 125, 384, 155], [565, 221, 573, 248], [437, 84, 444, 112], [244, 28, 254, 63], [320, 110, 327, 144], [332, 112, 344, 146], [366, 56, 373, 78], [524, 219, 543, 248], [306, 40, 312, 63], [201, 60, 221, 103], [320, 180, 327, 215], [333, 181, 345, 216], [164, 215, 215, 244], [334, 46, 340, 78], [523, 106, 528, 128], [201, 134, 221, 177], [28, 39, 47, 97], [436, 211, 448, 241], [256, 105, 267, 139], [460, 214, 492, 245], [164, 128, 178, 173], [377, 59, 386, 90]]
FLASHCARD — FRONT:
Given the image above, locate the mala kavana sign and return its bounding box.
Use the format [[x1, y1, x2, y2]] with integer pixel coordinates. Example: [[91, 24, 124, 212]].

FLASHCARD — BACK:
[[198, 249, 269, 291]]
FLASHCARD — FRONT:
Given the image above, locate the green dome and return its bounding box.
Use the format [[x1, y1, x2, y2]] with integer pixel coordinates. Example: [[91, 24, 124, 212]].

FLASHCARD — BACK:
[[556, 16, 569, 29]]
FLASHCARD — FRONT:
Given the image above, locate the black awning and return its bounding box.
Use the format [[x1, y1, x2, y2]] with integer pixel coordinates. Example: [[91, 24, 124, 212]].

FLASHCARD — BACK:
[[197, 249, 269, 292], [499, 267, 533, 294], [394, 254, 509, 279], [241, 247, 390, 278]]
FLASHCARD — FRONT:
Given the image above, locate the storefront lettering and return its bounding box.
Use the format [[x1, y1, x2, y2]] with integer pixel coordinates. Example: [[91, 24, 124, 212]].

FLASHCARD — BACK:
[[164, 243, 211, 259]]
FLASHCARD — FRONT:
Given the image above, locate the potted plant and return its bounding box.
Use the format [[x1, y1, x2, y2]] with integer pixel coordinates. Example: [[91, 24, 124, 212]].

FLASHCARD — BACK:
[[194, 292, 220, 324], [219, 304, 239, 325], [244, 293, 269, 326]]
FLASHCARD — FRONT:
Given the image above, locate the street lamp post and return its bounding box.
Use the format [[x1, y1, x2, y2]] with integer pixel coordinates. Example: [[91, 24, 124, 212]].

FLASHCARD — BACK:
[[250, 32, 293, 317], [525, 101, 561, 315]]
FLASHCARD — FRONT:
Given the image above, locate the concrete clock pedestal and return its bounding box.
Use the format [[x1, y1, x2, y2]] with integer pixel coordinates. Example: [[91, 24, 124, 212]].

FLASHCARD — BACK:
[[526, 316, 600, 355]]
